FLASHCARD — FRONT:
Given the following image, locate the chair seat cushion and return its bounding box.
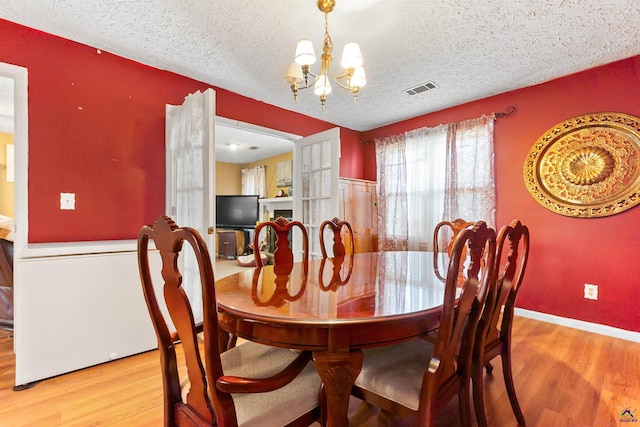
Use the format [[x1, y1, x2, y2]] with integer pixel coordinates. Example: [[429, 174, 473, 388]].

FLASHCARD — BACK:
[[181, 341, 320, 427], [354, 339, 434, 411]]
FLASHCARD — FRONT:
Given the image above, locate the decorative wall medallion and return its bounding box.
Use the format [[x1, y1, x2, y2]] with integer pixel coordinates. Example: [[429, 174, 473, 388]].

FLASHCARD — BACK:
[[523, 112, 640, 217]]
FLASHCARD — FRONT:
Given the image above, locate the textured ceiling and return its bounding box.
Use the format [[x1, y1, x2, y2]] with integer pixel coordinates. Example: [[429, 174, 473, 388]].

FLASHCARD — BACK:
[[1, 0, 640, 135], [215, 119, 296, 164]]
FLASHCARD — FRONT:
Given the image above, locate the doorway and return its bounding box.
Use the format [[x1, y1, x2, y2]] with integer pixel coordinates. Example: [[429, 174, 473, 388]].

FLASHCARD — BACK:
[[0, 64, 25, 331]]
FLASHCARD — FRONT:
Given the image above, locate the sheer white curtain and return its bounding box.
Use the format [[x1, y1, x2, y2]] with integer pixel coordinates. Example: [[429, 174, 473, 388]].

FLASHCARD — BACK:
[[165, 90, 209, 322], [241, 165, 266, 197], [376, 115, 495, 251], [443, 115, 496, 228], [405, 125, 448, 251], [375, 134, 408, 251]]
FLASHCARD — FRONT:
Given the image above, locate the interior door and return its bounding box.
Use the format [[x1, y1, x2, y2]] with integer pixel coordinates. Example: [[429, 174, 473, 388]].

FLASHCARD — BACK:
[[293, 127, 341, 259], [165, 88, 215, 322], [165, 88, 216, 250]]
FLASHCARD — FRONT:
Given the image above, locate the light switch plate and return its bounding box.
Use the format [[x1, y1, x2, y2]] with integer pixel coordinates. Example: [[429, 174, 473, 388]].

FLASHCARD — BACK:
[[60, 192, 75, 210]]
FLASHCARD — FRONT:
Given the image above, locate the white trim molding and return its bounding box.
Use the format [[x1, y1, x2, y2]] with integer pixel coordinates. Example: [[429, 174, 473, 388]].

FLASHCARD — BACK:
[[515, 308, 640, 343]]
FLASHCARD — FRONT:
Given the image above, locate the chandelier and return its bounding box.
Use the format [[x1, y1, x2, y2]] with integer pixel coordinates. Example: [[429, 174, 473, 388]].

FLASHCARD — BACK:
[[285, 0, 366, 110]]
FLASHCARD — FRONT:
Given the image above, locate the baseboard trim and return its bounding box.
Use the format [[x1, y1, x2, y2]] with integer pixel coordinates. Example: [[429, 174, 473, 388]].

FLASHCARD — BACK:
[[515, 308, 640, 343]]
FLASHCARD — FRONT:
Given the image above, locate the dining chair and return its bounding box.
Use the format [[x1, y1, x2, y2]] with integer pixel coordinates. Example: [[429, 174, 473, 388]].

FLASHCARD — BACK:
[[350, 221, 496, 427], [319, 217, 354, 258], [138, 216, 321, 427], [254, 216, 309, 272], [433, 218, 475, 281], [472, 219, 529, 427]]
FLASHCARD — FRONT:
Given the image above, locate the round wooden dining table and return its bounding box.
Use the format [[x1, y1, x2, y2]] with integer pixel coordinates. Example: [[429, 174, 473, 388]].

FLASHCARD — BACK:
[[215, 251, 448, 427]]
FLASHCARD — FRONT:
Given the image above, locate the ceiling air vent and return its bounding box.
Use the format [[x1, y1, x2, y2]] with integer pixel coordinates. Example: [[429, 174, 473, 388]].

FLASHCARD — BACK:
[[404, 81, 438, 96], [248, 146, 259, 150]]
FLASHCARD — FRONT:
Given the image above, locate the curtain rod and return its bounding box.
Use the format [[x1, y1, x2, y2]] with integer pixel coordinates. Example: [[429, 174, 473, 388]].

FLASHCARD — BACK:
[[362, 105, 517, 145], [495, 105, 517, 119]]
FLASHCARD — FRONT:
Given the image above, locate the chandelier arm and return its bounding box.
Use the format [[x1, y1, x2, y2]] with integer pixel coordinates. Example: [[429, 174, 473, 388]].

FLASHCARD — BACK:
[[330, 78, 355, 92], [326, 67, 357, 92], [303, 72, 320, 90], [329, 69, 354, 80]]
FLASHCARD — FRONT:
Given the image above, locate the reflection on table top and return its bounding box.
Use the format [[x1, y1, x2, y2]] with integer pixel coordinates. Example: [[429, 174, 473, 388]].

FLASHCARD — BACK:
[[215, 251, 448, 324]]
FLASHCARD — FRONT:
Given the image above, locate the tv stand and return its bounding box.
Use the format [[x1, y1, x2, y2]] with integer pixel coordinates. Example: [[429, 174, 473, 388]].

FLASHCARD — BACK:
[[217, 230, 239, 259], [216, 228, 253, 258]]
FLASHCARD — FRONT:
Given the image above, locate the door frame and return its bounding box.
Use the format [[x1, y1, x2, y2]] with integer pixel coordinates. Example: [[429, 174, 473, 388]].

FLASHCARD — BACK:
[[0, 63, 27, 260]]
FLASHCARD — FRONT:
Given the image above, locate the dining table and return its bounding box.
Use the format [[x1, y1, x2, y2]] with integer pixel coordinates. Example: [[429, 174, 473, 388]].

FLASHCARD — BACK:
[[215, 251, 449, 427]]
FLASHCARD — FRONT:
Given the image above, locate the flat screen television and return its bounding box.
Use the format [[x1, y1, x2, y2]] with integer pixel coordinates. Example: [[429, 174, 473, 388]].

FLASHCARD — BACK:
[[215, 195, 259, 229]]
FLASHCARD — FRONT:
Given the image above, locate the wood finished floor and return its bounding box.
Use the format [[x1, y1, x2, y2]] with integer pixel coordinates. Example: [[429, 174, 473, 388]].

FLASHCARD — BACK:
[[1, 316, 639, 426]]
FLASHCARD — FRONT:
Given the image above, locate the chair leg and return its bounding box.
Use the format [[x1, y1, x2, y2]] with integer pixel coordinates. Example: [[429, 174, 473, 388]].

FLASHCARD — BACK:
[[484, 361, 494, 375], [226, 334, 238, 350], [501, 350, 526, 425], [472, 366, 488, 427], [458, 382, 473, 427], [217, 330, 237, 351]]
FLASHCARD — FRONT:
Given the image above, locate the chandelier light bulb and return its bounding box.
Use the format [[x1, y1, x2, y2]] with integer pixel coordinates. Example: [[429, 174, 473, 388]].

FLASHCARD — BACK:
[[341, 43, 363, 69], [314, 74, 332, 96], [295, 40, 317, 66], [350, 66, 367, 88]]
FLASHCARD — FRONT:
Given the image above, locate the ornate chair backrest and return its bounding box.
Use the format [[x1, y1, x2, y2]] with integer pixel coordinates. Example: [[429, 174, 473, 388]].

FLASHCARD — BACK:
[[138, 216, 235, 426], [433, 218, 475, 281], [421, 221, 496, 409], [476, 220, 530, 352], [254, 217, 309, 274], [319, 217, 355, 258]]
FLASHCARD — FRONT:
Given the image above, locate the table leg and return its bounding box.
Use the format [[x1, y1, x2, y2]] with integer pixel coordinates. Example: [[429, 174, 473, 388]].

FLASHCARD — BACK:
[[313, 350, 364, 427]]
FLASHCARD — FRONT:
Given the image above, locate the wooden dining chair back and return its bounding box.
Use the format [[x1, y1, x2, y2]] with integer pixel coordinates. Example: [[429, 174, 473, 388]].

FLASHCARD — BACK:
[[319, 217, 354, 258], [254, 217, 309, 271], [138, 216, 321, 427], [472, 219, 530, 427], [433, 218, 475, 281], [351, 221, 496, 427]]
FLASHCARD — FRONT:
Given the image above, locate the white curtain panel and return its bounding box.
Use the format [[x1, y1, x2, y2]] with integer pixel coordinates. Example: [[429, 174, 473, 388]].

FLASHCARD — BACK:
[[165, 91, 207, 322], [241, 165, 266, 197], [443, 115, 496, 229], [376, 115, 496, 251], [405, 125, 448, 251], [375, 134, 408, 251]]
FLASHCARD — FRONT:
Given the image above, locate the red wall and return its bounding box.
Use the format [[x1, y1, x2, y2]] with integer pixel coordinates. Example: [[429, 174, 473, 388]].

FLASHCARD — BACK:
[[0, 19, 365, 243], [362, 56, 640, 332], [3, 18, 639, 332]]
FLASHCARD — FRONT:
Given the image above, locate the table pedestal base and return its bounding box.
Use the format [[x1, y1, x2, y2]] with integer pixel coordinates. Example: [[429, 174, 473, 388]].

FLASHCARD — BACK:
[[314, 350, 364, 427]]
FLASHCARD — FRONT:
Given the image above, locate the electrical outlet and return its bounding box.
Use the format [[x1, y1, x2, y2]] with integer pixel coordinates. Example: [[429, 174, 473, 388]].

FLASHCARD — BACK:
[[584, 283, 598, 300]]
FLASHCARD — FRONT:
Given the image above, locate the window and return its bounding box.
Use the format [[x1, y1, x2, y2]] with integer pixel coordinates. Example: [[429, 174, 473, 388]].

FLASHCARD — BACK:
[[376, 115, 495, 251]]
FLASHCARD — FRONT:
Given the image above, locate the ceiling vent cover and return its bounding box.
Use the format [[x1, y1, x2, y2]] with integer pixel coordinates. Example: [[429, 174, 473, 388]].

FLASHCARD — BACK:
[[404, 81, 438, 96], [248, 146, 259, 150]]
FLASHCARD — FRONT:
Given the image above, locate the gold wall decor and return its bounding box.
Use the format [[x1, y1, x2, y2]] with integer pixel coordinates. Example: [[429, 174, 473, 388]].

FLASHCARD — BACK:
[[523, 112, 640, 218]]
